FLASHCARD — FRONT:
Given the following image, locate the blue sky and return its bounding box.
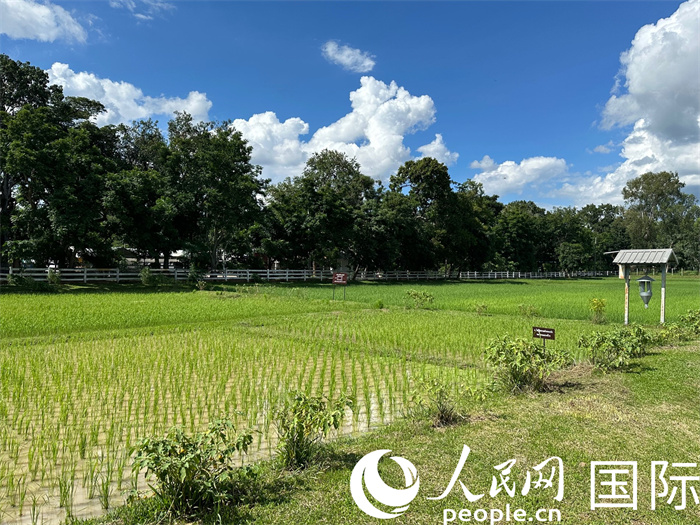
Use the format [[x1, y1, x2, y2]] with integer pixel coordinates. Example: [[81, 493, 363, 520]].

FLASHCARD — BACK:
[[1, 0, 698, 207]]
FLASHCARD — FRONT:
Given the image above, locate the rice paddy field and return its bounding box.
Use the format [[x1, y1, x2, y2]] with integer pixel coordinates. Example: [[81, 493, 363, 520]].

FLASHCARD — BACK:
[[0, 275, 697, 524]]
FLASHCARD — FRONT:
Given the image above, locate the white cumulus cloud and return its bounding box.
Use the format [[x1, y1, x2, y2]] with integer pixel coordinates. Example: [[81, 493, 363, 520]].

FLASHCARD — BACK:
[[232, 76, 456, 182], [0, 0, 87, 43], [417, 134, 459, 166], [47, 63, 212, 126], [322, 41, 375, 73], [471, 155, 569, 197], [569, 0, 700, 204]]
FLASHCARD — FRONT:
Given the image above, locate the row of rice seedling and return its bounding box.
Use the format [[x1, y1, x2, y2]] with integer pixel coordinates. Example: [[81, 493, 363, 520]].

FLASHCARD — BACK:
[[0, 309, 481, 522]]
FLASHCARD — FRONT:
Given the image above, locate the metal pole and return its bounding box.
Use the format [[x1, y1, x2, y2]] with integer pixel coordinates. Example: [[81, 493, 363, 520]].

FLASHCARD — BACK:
[[660, 264, 666, 324], [624, 265, 630, 325]]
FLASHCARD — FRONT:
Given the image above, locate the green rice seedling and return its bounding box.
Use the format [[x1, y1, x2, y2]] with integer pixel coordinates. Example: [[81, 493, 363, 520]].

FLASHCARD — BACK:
[[98, 472, 112, 510], [57, 467, 75, 515], [30, 493, 40, 525]]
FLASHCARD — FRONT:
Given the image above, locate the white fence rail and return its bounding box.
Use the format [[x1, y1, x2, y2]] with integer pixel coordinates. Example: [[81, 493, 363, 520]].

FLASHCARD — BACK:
[[0, 267, 616, 284]]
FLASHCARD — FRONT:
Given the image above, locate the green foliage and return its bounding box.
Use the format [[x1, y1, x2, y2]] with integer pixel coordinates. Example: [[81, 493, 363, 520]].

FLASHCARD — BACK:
[[679, 308, 700, 335], [484, 336, 569, 393], [406, 289, 434, 309], [589, 298, 607, 324], [47, 269, 61, 285], [274, 392, 350, 470], [6, 273, 55, 292], [132, 419, 255, 516], [578, 324, 653, 371], [409, 378, 464, 427], [139, 267, 156, 286], [656, 309, 700, 344], [373, 299, 384, 309]]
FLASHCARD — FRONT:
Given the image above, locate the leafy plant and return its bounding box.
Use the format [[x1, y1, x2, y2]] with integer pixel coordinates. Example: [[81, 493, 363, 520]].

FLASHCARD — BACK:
[[373, 299, 385, 309], [406, 289, 434, 309], [132, 419, 254, 516], [578, 324, 652, 371], [409, 378, 464, 427], [47, 269, 61, 286], [589, 298, 607, 324], [484, 336, 569, 393], [196, 280, 207, 291], [274, 391, 350, 470], [139, 267, 156, 286]]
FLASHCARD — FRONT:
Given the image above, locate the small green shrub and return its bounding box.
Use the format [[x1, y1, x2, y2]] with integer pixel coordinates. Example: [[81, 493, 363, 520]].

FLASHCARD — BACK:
[[139, 267, 156, 286], [578, 324, 653, 371], [656, 322, 693, 344], [589, 298, 607, 324], [373, 299, 385, 309], [6, 273, 55, 292], [196, 280, 207, 291], [274, 391, 350, 470], [518, 303, 540, 318], [132, 419, 254, 516], [484, 336, 569, 393], [47, 269, 61, 286], [406, 289, 434, 309], [409, 378, 464, 427], [679, 308, 700, 335]]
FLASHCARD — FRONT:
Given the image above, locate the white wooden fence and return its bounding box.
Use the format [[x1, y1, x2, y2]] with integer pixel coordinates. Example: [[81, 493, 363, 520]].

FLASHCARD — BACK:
[[0, 267, 616, 284]]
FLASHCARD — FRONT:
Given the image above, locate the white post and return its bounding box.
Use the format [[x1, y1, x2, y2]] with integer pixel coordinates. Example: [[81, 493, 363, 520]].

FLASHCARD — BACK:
[[83, 267, 87, 283], [624, 265, 630, 326], [660, 264, 667, 324], [116, 268, 120, 283]]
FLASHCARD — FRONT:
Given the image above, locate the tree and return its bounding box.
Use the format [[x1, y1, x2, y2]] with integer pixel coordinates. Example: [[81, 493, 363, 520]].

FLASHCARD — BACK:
[[623, 171, 697, 248], [267, 150, 375, 271], [491, 201, 546, 272], [167, 113, 267, 269]]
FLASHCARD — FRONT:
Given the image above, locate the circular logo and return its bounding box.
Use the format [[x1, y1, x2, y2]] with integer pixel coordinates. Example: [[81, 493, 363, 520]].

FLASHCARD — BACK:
[[350, 449, 420, 519]]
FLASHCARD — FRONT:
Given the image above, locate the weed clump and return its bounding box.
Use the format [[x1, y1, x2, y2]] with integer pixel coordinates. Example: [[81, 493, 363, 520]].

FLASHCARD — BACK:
[[406, 289, 434, 309], [409, 378, 466, 427]]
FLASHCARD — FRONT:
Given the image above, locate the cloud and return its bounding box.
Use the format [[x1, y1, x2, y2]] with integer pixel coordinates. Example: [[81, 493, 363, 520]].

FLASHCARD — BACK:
[[0, 0, 87, 43], [592, 141, 615, 154], [417, 134, 459, 166], [470, 156, 569, 197], [109, 0, 173, 19], [549, 0, 700, 205], [232, 76, 455, 182], [47, 63, 212, 125], [322, 41, 375, 73]]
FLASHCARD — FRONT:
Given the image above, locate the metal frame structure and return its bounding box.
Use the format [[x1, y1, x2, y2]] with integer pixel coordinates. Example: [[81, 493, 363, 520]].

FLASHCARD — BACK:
[[611, 249, 678, 324]]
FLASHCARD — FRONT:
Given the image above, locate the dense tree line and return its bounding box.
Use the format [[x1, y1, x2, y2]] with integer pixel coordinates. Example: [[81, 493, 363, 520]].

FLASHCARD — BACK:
[[2, 55, 699, 272]]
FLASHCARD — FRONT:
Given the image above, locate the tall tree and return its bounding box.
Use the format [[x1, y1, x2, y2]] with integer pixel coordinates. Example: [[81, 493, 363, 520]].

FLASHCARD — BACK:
[[167, 113, 267, 269], [267, 150, 375, 271], [623, 171, 698, 249]]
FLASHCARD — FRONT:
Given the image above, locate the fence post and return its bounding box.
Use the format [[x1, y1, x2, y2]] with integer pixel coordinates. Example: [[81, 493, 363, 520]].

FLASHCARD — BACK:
[[116, 268, 120, 283], [83, 267, 87, 283], [175, 268, 179, 281]]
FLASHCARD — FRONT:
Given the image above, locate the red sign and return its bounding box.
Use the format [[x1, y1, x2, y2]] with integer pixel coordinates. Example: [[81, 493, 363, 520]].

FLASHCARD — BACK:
[[332, 272, 348, 285], [532, 327, 555, 340]]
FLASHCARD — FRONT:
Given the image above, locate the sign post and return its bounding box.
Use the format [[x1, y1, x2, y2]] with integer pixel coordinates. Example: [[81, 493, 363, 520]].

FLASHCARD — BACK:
[[332, 272, 348, 300], [532, 326, 555, 351]]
